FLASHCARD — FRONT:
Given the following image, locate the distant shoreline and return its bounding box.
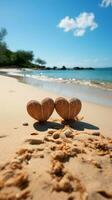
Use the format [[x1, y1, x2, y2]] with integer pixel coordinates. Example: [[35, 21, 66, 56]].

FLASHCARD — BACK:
[[0, 65, 95, 70]]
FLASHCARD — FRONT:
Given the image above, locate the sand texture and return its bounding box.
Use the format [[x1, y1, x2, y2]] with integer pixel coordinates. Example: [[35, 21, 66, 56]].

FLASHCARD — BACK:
[[0, 124, 112, 200]]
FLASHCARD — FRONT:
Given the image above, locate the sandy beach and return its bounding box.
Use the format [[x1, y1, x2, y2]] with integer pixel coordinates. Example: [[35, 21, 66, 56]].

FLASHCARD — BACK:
[[0, 75, 112, 200]]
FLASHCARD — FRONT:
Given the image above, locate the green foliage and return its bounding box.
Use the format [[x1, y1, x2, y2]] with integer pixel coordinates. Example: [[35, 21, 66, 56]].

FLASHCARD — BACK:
[[0, 49, 12, 66], [0, 28, 11, 66], [11, 50, 34, 67], [0, 27, 46, 68], [0, 28, 7, 42], [35, 57, 46, 66]]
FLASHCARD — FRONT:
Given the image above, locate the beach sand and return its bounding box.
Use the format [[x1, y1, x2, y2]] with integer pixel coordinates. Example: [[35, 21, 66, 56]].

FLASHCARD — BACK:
[[0, 75, 112, 200]]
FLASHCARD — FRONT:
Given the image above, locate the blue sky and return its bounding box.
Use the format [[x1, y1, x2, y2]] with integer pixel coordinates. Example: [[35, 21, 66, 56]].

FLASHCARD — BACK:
[[0, 0, 112, 67]]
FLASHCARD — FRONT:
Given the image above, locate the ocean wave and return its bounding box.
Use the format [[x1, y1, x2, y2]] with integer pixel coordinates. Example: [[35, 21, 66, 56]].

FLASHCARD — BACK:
[[7, 71, 112, 91]]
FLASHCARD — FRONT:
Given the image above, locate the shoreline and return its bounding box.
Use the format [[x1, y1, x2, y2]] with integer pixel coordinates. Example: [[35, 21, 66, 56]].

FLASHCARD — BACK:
[[1, 67, 112, 90], [0, 69, 112, 107], [1, 67, 112, 89]]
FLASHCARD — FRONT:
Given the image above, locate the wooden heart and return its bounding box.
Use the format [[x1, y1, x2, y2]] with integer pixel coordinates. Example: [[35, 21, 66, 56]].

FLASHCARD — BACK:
[[27, 98, 54, 122], [55, 97, 82, 120]]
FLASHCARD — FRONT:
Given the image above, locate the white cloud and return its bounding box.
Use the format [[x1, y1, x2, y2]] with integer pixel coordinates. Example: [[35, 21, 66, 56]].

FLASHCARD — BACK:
[[74, 12, 98, 30], [58, 16, 75, 32], [74, 29, 85, 37], [58, 12, 98, 37], [101, 0, 112, 7]]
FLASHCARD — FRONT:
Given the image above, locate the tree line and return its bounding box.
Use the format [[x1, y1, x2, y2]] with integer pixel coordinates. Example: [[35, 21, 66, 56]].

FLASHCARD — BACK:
[[0, 28, 46, 68], [0, 28, 94, 70]]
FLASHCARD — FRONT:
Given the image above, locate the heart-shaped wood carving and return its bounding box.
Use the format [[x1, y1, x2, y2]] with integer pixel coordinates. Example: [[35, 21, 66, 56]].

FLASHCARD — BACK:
[[55, 97, 82, 120], [27, 98, 54, 122]]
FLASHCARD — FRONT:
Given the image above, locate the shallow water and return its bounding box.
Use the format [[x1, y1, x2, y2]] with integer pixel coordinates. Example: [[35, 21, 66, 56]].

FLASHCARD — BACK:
[[1, 68, 112, 107], [18, 68, 112, 90]]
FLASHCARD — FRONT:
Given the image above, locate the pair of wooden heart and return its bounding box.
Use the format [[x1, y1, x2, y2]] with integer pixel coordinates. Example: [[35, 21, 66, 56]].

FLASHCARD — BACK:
[[27, 97, 82, 122]]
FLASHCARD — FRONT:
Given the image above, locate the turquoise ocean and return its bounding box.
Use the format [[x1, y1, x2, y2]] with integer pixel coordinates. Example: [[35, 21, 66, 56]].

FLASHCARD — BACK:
[[20, 67, 112, 88]]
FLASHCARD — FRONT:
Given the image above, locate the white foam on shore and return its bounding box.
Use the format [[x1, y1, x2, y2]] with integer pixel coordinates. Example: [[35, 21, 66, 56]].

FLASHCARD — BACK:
[[6, 70, 112, 91]]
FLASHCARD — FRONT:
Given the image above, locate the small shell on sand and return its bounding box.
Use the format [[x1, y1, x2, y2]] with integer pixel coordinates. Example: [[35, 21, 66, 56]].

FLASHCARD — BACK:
[[64, 130, 73, 138], [60, 132, 66, 139], [53, 132, 60, 139], [44, 136, 55, 142], [30, 132, 39, 135], [25, 138, 44, 145], [22, 122, 29, 126]]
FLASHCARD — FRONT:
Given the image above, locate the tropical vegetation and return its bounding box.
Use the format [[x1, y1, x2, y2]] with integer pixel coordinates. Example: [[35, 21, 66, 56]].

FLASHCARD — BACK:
[[0, 28, 46, 68]]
